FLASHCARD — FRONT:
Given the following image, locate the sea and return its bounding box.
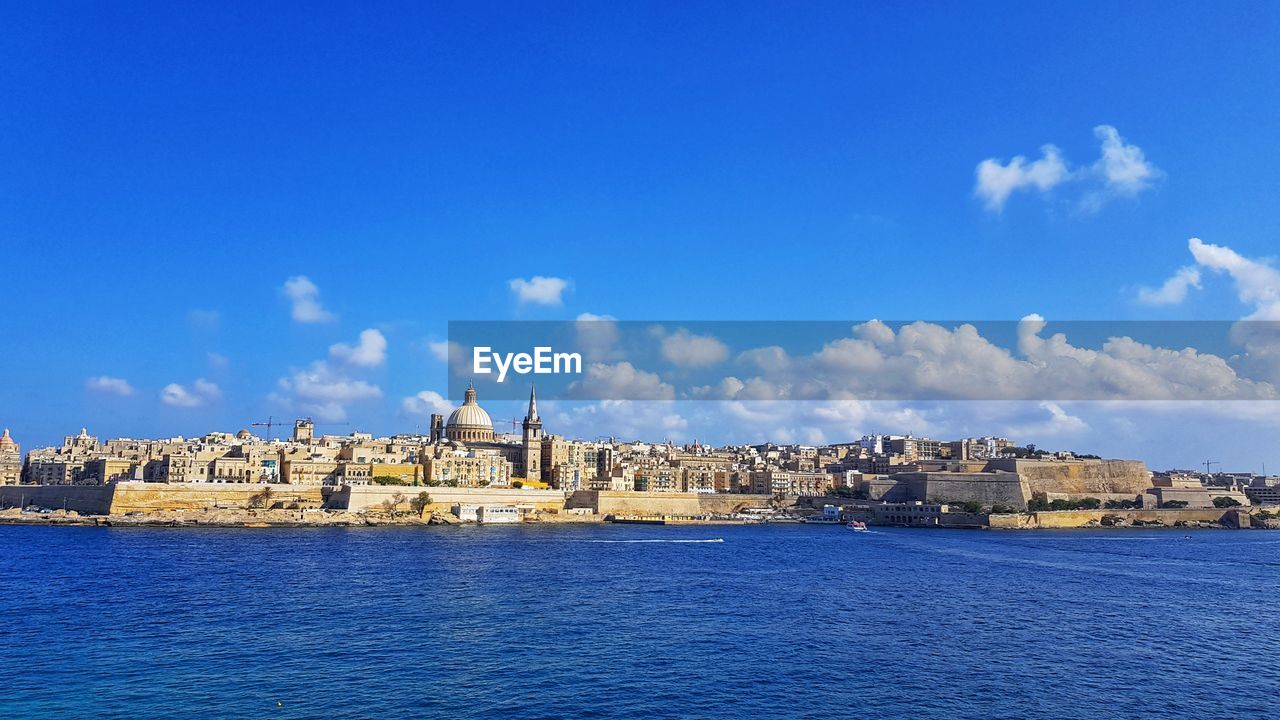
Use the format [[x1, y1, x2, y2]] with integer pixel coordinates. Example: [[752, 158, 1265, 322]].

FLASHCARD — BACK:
[[1, 523, 1277, 719]]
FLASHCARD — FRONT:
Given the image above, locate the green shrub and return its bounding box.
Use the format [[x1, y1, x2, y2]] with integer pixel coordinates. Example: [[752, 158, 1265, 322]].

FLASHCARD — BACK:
[[1212, 496, 1242, 508]]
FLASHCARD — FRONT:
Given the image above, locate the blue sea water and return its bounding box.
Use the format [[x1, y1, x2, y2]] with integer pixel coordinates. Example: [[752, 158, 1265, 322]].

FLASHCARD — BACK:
[[1, 524, 1277, 719]]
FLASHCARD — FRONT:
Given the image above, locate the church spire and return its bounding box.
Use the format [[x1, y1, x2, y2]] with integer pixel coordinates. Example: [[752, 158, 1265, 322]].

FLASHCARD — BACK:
[[526, 383, 539, 422]]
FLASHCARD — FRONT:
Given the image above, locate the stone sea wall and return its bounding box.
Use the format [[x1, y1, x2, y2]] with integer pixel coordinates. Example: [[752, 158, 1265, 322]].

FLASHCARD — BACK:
[[989, 508, 1241, 529], [0, 484, 117, 514], [566, 491, 773, 516], [0, 482, 328, 514], [331, 485, 568, 513]]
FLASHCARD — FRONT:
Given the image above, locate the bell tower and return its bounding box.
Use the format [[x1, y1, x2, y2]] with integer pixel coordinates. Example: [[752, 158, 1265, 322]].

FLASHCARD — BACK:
[[521, 384, 542, 482]]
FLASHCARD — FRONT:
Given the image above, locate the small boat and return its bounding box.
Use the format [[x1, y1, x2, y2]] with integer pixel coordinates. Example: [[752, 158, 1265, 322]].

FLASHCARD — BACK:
[[846, 520, 869, 532]]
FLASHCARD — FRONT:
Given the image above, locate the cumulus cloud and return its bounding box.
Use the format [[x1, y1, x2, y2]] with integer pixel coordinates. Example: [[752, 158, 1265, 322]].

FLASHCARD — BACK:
[[273, 360, 382, 421], [427, 340, 452, 363], [161, 379, 221, 408], [1188, 237, 1280, 321], [1093, 125, 1162, 195], [329, 328, 388, 367], [85, 376, 135, 396], [1137, 266, 1202, 306], [975, 125, 1160, 213], [509, 276, 569, 306], [567, 362, 675, 400], [575, 313, 621, 360], [706, 317, 1276, 402], [401, 390, 454, 417], [975, 145, 1070, 211], [548, 400, 690, 442], [658, 328, 729, 367], [282, 276, 337, 323]]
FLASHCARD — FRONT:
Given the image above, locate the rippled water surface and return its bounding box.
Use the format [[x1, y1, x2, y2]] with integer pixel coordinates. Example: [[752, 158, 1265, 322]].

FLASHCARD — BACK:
[[1, 524, 1277, 719]]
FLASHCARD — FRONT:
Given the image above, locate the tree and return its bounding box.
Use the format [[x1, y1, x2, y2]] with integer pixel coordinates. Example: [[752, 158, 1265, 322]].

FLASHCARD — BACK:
[[372, 475, 410, 486], [1028, 492, 1050, 512], [958, 500, 983, 514], [512, 480, 524, 489], [409, 491, 432, 515], [1076, 497, 1101, 510], [1213, 496, 1242, 508], [387, 491, 407, 515], [1164, 500, 1189, 509], [249, 486, 274, 509], [990, 504, 1015, 515]]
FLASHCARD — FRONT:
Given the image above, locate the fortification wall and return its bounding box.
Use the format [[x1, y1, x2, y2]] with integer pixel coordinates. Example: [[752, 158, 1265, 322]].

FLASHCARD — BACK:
[[870, 472, 1029, 510], [985, 458, 1152, 495], [0, 484, 117, 514], [989, 508, 1238, 529], [0, 482, 322, 514], [333, 485, 567, 513], [565, 491, 772, 516], [110, 482, 325, 513]]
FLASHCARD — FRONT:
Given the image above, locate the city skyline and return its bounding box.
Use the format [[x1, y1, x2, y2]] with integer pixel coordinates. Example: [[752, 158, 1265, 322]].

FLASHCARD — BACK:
[[3, 3, 1279, 469]]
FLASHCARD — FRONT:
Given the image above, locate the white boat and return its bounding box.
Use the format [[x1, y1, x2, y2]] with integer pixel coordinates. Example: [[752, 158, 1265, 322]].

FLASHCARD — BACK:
[[846, 520, 869, 532]]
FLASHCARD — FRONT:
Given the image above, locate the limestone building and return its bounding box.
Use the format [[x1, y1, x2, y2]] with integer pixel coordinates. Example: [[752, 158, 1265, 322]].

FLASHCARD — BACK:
[[0, 428, 21, 485]]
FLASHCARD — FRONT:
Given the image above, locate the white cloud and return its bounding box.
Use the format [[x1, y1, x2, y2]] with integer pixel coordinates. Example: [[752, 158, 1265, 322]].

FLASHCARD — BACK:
[[567, 362, 675, 400], [329, 328, 388, 367], [207, 352, 230, 368], [575, 313, 621, 360], [274, 360, 382, 421], [975, 145, 1070, 211], [975, 126, 1160, 213], [279, 362, 382, 404], [548, 400, 690, 442], [1137, 266, 1202, 306], [509, 276, 569, 306], [401, 390, 454, 417], [713, 318, 1276, 402], [85, 376, 135, 396], [1188, 237, 1280, 321], [282, 276, 337, 323], [427, 340, 452, 363], [161, 378, 221, 408], [659, 328, 729, 367], [1093, 125, 1161, 195]]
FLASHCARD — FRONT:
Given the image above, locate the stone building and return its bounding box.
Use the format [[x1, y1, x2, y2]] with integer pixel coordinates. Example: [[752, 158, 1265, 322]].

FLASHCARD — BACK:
[[444, 384, 495, 443], [0, 428, 21, 485]]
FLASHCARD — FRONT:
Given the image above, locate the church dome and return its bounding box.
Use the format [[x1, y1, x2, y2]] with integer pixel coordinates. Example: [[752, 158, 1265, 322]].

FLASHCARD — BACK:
[[0, 428, 14, 449], [445, 385, 494, 443]]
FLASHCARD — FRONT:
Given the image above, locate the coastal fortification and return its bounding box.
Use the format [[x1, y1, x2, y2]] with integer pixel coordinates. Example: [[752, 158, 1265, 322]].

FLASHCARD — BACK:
[[566, 490, 772, 516], [869, 472, 1029, 510], [983, 458, 1152, 496]]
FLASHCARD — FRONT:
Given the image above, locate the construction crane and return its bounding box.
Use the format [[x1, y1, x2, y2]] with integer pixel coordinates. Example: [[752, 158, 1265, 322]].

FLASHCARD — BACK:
[[1203, 460, 1220, 477], [251, 416, 350, 440], [251, 416, 284, 439]]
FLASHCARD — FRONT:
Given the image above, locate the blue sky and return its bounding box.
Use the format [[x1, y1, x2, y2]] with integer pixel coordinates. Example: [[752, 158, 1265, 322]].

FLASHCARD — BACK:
[[2, 2, 1279, 470]]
